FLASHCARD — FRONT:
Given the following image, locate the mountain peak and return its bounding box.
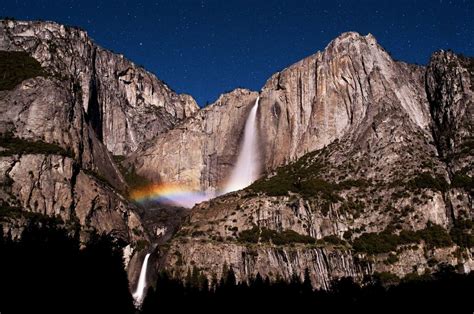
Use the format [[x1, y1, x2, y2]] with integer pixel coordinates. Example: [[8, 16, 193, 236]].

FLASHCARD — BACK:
[[324, 31, 380, 54], [0, 19, 199, 155], [1, 19, 473, 298]]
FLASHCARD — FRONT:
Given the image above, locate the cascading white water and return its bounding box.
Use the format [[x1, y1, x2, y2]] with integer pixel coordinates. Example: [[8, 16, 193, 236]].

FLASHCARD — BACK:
[[223, 97, 260, 193], [132, 253, 151, 306], [138, 97, 260, 208]]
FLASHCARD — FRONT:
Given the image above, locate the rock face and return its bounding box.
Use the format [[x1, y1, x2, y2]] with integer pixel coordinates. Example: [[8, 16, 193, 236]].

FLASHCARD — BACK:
[[0, 20, 199, 284], [1, 20, 473, 290], [1, 154, 144, 241], [129, 88, 258, 191], [258, 33, 430, 169], [0, 74, 149, 288], [0, 20, 198, 156], [0, 19, 197, 237], [427, 51, 474, 176], [0, 76, 125, 191], [131, 32, 431, 191], [0, 19, 198, 289], [425, 50, 474, 225], [166, 240, 368, 290], [157, 35, 473, 287]]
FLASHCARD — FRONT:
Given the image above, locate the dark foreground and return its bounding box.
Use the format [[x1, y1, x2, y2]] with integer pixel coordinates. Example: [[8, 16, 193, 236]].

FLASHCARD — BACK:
[[0, 218, 472, 313]]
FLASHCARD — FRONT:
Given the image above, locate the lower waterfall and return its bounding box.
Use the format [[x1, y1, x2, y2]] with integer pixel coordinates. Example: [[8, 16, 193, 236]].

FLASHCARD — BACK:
[[132, 253, 151, 306]]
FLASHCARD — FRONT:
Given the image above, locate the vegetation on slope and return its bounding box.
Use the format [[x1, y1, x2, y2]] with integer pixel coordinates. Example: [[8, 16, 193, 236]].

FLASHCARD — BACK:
[[352, 223, 453, 254], [0, 50, 45, 90], [0, 204, 53, 221], [238, 226, 316, 245], [450, 219, 474, 248], [249, 148, 329, 197], [0, 134, 72, 157], [236, 222, 471, 253], [0, 204, 21, 219], [249, 145, 370, 202], [406, 172, 449, 192], [451, 168, 474, 193]]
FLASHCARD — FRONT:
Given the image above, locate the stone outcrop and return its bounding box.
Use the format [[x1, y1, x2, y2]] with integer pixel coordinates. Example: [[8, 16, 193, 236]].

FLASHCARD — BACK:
[[426, 50, 474, 175], [0, 19, 197, 238], [258, 32, 430, 169], [0, 19, 202, 289], [130, 32, 432, 192], [129, 88, 258, 191], [165, 240, 368, 290], [157, 35, 473, 286], [1, 20, 473, 289], [0, 76, 125, 191], [1, 154, 144, 241], [0, 73, 148, 250], [425, 51, 474, 223], [0, 19, 198, 156]]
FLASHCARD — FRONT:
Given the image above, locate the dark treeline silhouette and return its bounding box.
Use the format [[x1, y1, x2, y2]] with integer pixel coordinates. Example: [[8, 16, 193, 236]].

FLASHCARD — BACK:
[[142, 266, 474, 313], [0, 216, 135, 314], [1, 217, 473, 313]]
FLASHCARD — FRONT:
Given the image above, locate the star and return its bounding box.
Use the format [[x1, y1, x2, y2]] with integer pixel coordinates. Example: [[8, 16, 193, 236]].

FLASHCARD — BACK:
[[3, 0, 471, 107]]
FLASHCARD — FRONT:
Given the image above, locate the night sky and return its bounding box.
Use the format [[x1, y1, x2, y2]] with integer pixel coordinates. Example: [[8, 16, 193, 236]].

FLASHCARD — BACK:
[[2, 0, 473, 106]]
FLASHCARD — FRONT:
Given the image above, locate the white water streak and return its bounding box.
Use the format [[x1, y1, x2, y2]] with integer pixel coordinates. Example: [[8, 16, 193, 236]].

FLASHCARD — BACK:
[[132, 253, 151, 306], [223, 97, 260, 193], [153, 97, 260, 208]]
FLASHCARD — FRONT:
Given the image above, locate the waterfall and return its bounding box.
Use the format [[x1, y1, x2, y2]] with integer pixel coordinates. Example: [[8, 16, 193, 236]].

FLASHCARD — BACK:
[[223, 97, 260, 193], [132, 97, 261, 208], [132, 253, 151, 306]]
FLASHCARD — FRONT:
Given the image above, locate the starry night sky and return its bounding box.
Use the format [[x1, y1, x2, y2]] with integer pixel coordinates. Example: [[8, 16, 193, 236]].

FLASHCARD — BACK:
[[2, 0, 473, 106]]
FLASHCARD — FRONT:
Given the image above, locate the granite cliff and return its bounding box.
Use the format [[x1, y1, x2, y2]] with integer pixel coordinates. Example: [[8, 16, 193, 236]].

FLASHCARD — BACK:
[[0, 19, 197, 287], [148, 34, 473, 287], [129, 32, 431, 192], [0, 19, 198, 156], [0, 20, 472, 290]]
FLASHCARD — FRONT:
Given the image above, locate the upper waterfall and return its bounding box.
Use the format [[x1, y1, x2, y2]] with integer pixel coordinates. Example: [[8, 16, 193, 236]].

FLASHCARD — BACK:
[[130, 96, 261, 207], [223, 97, 260, 193]]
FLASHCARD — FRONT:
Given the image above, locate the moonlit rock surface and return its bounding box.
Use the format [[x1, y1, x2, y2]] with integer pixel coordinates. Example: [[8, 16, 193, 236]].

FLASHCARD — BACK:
[[223, 97, 260, 193], [129, 96, 260, 209], [132, 32, 433, 192], [0, 20, 199, 156], [0, 20, 150, 245], [160, 36, 474, 287], [163, 97, 260, 207], [133, 253, 151, 306]]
